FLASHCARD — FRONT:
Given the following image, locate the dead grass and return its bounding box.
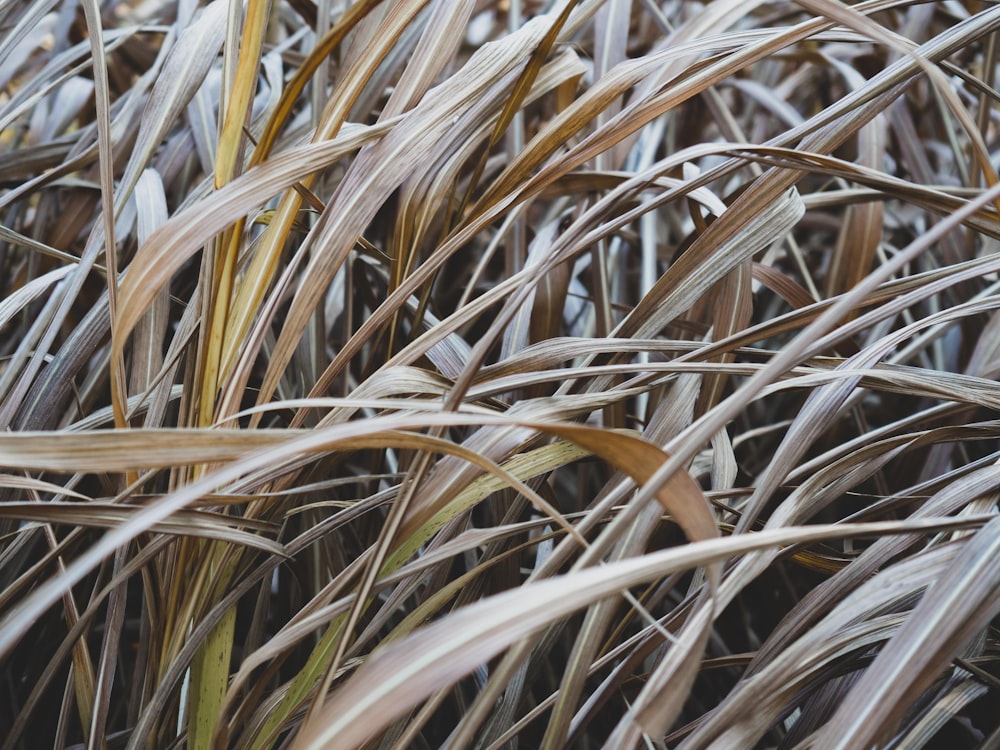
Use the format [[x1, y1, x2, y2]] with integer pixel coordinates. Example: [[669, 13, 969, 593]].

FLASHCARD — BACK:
[[1, 0, 999, 747]]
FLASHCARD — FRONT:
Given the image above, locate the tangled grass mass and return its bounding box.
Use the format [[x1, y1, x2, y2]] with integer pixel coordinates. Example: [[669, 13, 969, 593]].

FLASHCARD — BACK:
[[1, 0, 999, 747]]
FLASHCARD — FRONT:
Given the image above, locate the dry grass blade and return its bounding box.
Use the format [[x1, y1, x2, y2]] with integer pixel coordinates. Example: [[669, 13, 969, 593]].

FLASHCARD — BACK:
[[814, 516, 1000, 749], [3, 0, 1000, 747], [292, 519, 987, 750]]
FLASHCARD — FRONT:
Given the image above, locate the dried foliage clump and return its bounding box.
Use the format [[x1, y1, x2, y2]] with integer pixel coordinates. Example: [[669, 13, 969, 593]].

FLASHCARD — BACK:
[[2, 0, 1000, 747]]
